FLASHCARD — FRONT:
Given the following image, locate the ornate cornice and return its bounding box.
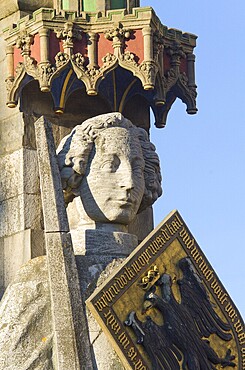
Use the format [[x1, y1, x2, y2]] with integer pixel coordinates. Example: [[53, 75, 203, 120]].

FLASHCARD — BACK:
[[3, 6, 197, 125]]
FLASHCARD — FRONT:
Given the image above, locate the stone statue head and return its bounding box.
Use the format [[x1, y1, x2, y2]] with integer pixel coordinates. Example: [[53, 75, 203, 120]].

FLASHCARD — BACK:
[[57, 113, 162, 226]]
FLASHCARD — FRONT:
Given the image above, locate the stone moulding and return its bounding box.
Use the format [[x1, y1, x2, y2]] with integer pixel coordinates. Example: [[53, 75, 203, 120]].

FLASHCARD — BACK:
[[3, 6, 198, 127]]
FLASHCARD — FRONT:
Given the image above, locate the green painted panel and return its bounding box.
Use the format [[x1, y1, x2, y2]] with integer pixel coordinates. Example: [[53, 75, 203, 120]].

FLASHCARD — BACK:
[[62, 0, 70, 9], [110, 0, 126, 9], [83, 0, 96, 11]]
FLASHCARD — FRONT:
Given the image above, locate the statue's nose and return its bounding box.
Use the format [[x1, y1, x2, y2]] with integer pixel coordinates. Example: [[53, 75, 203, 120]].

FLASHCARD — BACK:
[[119, 175, 134, 190], [118, 161, 134, 190]]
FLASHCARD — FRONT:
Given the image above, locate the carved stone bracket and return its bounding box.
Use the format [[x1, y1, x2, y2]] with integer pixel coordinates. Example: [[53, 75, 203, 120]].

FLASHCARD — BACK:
[[6, 63, 27, 108], [119, 51, 158, 90], [71, 52, 118, 95]]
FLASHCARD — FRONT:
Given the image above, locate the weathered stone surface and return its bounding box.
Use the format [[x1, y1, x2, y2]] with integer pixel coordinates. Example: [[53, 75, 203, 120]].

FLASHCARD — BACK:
[[2, 229, 44, 288], [72, 228, 138, 256], [88, 314, 124, 370], [44, 232, 92, 369], [0, 239, 3, 299], [128, 206, 154, 243], [22, 194, 43, 230], [4, 230, 32, 287], [0, 196, 23, 236], [35, 116, 93, 369], [0, 251, 125, 370], [67, 197, 138, 257], [0, 112, 24, 155], [0, 256, 53, 370], [31, 229, 45, 258], [35, 116, 69, 233], [76, 256, 125, 370], [76, 255, 122, 300], [0, 194, 42, 237], [23, 148, 40, 193], [0, 150, 23, 202]]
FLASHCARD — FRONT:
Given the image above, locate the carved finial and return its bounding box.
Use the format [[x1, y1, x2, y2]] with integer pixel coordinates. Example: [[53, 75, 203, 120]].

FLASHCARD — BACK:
[[104, 23, 132, 57], [167, 41, 186, 67], [16, 32, 34, 57], [55, 22, 82, 56]]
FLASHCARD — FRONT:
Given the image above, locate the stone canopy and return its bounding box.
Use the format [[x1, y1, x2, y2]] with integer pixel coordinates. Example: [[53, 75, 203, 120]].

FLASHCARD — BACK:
[[3, 2, 197, 128]]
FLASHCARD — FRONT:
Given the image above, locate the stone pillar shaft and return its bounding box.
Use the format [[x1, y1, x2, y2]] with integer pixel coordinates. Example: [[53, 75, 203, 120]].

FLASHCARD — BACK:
[[6, 45, 14, 79], [87, 32, 98, 68], [187, 53, 196, 87], [39, 28, 50, 63], [142, 26, 153, 61]]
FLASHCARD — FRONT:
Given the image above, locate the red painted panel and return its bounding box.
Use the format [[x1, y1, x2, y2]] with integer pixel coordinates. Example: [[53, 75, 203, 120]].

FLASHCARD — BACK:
[[163, 53, 171, 73], [49, 31, 63, 64], [125, 29, 144, 63], [163, 52, 188, 74], [14, 47, 23, 73], [30, 34, 40, 63], [180, 58, 188, 74], [97, 33, 114, 67], [73, 32, 88, 56]]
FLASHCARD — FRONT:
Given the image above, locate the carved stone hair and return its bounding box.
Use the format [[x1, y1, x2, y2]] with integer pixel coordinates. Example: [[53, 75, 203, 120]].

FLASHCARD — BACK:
[[57, 113, 162, 213]]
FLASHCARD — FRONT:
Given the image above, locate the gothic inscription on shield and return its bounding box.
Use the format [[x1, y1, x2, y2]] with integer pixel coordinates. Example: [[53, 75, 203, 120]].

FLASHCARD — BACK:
[[87, 210, 245, 370]]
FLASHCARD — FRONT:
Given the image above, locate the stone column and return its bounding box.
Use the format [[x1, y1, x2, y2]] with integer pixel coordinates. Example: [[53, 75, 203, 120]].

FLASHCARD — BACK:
[[6, 45, 14, 80], [187, 52, 196, 87], [87, 32, 98, 69], [38, 28, 51, 92], [54, 0, 62, 13], [39, 28, 50, 63], [142, 26, 153, 61], [5, 44, 16, 108]]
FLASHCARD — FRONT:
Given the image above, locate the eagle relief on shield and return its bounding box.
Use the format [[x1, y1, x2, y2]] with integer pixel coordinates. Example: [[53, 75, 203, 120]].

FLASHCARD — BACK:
[[87, 211, 245, 370]]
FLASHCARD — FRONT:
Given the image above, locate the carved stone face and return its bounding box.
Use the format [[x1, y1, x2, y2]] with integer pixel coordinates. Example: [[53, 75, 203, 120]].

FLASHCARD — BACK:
[[79, 127, 145, 224]]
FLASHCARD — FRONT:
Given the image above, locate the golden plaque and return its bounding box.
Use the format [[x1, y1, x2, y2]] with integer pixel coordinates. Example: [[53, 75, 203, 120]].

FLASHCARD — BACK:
[[87, 210, 245, 370]]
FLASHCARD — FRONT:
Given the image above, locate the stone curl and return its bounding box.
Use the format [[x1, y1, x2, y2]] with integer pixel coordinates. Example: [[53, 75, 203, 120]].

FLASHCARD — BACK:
[[57, 113, 162, 213]]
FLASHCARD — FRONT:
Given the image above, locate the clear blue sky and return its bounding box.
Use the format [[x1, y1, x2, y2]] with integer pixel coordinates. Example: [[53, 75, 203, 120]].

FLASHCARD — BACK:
[[141, 0, 245, 319]]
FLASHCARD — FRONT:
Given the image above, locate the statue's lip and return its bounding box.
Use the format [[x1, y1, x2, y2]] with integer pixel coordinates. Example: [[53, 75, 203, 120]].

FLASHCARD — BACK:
[[116, 198, 134, 206]]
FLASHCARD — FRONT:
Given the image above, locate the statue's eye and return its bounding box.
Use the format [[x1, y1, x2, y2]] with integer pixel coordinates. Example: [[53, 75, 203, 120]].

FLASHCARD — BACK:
[[100, 155, 120, 172]]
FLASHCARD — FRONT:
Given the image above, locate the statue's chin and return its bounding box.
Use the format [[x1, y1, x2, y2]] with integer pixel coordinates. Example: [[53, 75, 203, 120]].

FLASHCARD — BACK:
[[87, 208, 136, 227]]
